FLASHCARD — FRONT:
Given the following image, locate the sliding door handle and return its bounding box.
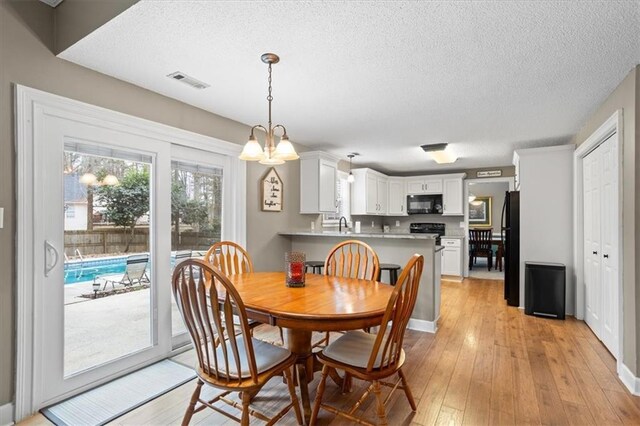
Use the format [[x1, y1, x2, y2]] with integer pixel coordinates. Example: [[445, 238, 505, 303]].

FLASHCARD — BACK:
[[44, 240, 59, 277]]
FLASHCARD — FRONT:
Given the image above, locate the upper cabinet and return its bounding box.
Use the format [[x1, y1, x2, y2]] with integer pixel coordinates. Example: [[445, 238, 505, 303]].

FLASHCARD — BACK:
[[442, 174, 465, 216], [339, 163, 465, 217], [387, 177, 407, 216], [406, 177, 443, 195], [352, 168, 389, 215], [299, 151, 340, 214]]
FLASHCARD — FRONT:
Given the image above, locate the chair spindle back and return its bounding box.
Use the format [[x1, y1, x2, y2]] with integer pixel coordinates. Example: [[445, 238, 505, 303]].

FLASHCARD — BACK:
[[205, 241, 254, 275], [367, 254, 424, 372], [469, 229, 492, 252], [172, 259, 258, 384], [324, 240, 380, 280]]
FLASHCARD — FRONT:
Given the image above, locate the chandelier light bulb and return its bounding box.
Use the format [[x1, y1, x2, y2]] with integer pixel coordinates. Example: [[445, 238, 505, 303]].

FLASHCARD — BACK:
[[79, 173, 98, 186], [102, 174, 120, 186]]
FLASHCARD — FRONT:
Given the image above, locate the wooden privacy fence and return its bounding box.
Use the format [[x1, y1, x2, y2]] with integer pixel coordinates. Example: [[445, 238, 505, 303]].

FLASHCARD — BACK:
[[64, 228, 221, 256]]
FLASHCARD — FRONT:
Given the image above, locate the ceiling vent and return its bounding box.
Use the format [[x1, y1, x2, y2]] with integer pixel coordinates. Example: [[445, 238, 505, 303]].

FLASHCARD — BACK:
[[166, 72, 210, 90], [38, 0, 64, 7]]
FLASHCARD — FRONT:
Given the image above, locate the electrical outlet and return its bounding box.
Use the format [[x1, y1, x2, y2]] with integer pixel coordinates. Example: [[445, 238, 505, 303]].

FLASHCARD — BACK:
[[395, 220, 400, 227], [460, 221, 465, 228], [371, 221, 375, 228]]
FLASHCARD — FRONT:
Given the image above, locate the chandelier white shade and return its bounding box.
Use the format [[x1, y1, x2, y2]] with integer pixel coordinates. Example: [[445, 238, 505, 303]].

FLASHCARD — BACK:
[[239, 53, 298, 165]]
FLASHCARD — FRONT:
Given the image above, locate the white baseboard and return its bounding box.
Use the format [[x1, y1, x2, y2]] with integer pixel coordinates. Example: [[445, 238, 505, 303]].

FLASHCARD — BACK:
[[619, 363, 640, 396], [408, 318, 437, 334], [0, 402, 14, 426]]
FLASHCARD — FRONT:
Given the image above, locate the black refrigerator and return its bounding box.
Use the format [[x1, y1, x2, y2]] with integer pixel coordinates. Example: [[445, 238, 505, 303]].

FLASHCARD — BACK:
[[501, 191, 520, 306]]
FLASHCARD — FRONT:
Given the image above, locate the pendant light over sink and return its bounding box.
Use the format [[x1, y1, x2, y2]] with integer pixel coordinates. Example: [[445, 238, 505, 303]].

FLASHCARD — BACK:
[[347, 153, 358, 183], [239, 53, 299, 165]]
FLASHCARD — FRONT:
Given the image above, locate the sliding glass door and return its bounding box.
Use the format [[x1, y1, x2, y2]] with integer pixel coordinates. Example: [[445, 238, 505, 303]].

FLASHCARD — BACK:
[[36, 112, 172, 406], [17, 86, 245, 416], [170, 146, 229, 346]]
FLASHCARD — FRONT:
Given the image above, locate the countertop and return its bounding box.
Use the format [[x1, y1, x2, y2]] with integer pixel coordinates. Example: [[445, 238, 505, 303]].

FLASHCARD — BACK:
[[279, 230, 438, 240], [441, 235, 466, 240]]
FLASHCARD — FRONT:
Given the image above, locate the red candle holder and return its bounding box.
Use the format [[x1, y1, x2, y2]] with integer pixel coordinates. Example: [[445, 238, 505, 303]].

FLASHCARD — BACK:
[[285, 252, 306, 287]]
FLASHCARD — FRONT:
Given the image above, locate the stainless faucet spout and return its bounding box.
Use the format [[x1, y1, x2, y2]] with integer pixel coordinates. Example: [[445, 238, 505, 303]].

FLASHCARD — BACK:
[[339, 216, 348, 233]]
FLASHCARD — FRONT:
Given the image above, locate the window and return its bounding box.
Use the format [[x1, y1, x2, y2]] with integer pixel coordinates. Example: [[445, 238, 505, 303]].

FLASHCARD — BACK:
[[65, 205, 75, 218], [323, 172, 351, 227]]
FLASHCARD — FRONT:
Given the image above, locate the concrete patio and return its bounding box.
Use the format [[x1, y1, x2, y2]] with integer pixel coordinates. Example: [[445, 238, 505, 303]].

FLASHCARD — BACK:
[[64, 282, 185, 375]]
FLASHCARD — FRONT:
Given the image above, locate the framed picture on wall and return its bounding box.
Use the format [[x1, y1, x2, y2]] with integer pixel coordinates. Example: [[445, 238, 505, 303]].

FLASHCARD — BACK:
[[261, 167, 283, 212], [469, 196, 492, 227]]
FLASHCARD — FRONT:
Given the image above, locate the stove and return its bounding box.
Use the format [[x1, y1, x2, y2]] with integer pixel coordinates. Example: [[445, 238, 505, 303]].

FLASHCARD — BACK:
[[409, 222, 445, 245]]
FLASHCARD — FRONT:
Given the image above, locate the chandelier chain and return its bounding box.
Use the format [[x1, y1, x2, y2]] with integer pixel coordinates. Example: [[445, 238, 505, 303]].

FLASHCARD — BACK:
[[267, 63, 273, 128]]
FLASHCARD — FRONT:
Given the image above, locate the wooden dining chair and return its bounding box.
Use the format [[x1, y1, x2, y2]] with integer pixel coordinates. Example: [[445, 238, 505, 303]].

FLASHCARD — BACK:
[[205, 241, 253, 275], [315, 240, 381, 348], [172, 259, 303, 426], [205, 241, 283, 344], [310, 254, 424, 426], [469, 229, 493, 271]]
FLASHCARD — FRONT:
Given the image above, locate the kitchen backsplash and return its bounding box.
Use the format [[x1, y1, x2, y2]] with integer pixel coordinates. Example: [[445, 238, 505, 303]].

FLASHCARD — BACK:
[[351, 214, 466, 236]]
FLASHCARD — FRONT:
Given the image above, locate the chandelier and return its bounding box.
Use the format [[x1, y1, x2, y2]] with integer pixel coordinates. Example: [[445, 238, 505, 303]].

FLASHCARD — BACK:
[[239, 53, 298, 165]]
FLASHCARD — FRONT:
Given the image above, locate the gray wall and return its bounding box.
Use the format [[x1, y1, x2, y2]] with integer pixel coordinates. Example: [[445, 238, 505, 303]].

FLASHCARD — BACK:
[[0, 0, 301, 407], [469, 181, 509, 234], [246, 161, 316, 272], [572, 66, 639, 376]]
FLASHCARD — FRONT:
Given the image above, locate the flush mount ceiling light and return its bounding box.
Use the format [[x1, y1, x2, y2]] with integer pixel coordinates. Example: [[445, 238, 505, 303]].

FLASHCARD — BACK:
[[421, 143, 458, 164], [347, 153, 359, 183], [239, 53, 298, 165]]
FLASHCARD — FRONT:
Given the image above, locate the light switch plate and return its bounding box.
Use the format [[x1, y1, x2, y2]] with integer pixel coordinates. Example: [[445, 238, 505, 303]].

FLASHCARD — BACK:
[[459, 221, 465, 228], [0, 208, 3, 229], [395, 221, 400, 227]]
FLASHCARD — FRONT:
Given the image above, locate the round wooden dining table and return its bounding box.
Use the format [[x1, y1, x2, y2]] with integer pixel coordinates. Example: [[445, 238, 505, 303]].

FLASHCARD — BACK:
[[225, 271, 394, 423]]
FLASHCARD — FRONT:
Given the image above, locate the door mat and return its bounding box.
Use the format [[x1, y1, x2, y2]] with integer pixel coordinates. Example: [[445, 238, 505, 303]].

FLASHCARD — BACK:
[[41, 359, 195, 426]]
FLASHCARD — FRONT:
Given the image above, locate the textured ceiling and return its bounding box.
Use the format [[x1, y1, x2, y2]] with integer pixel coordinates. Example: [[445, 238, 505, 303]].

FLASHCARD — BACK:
[[59, 1, 640, 173]]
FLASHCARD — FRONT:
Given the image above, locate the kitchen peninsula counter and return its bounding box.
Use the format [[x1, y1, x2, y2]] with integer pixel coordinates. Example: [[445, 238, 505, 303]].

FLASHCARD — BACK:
[[279, 230, 442, 332], [278, 230, 439, 240]]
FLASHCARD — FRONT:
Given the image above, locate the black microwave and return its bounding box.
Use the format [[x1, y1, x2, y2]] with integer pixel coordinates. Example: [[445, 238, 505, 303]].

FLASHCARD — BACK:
[[407, 194, 443, 215]]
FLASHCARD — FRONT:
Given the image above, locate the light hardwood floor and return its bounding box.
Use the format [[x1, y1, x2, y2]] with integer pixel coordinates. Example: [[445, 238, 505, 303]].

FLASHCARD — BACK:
[[22, 278, 640, 425]]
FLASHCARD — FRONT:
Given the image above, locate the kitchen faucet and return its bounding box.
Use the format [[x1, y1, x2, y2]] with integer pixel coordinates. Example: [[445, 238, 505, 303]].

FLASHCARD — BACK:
[[339, 216, 348, 233]]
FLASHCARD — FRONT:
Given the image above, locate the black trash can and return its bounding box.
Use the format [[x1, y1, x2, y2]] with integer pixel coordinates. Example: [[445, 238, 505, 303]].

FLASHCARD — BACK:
[[524, 262, 566, 320]]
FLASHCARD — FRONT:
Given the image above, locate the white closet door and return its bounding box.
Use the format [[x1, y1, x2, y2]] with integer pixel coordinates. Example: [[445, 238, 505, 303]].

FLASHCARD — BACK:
[[583, 146, 601, 333], [582, 133, 619, 359], [599, 135, 619, 356]]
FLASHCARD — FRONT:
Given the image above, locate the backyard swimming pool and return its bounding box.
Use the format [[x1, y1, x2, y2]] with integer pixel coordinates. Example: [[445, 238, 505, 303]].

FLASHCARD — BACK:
[[63, 252, 199, 284], [64, 256, 128, 284]]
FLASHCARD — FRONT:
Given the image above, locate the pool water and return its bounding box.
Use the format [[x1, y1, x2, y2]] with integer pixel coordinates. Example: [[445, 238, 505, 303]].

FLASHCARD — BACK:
[[63, 253, 191, 285], [64, 257, 127, 285]]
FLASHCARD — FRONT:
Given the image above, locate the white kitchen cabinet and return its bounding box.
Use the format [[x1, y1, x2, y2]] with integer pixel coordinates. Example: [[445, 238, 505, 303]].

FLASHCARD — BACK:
[[387, 178, 407, 215], [442, 175, 464, 216], [351, 168, 388, 215], [405, 177, 443, 195], [440, 238, 462, 276], [299, 151, 340, 214]]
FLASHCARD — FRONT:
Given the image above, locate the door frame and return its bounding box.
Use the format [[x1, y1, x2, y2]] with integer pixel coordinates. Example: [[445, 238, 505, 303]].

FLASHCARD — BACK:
[[14, 85, 246, 420], [573, 110, 623, 363], [463, 176, 515, 278]]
